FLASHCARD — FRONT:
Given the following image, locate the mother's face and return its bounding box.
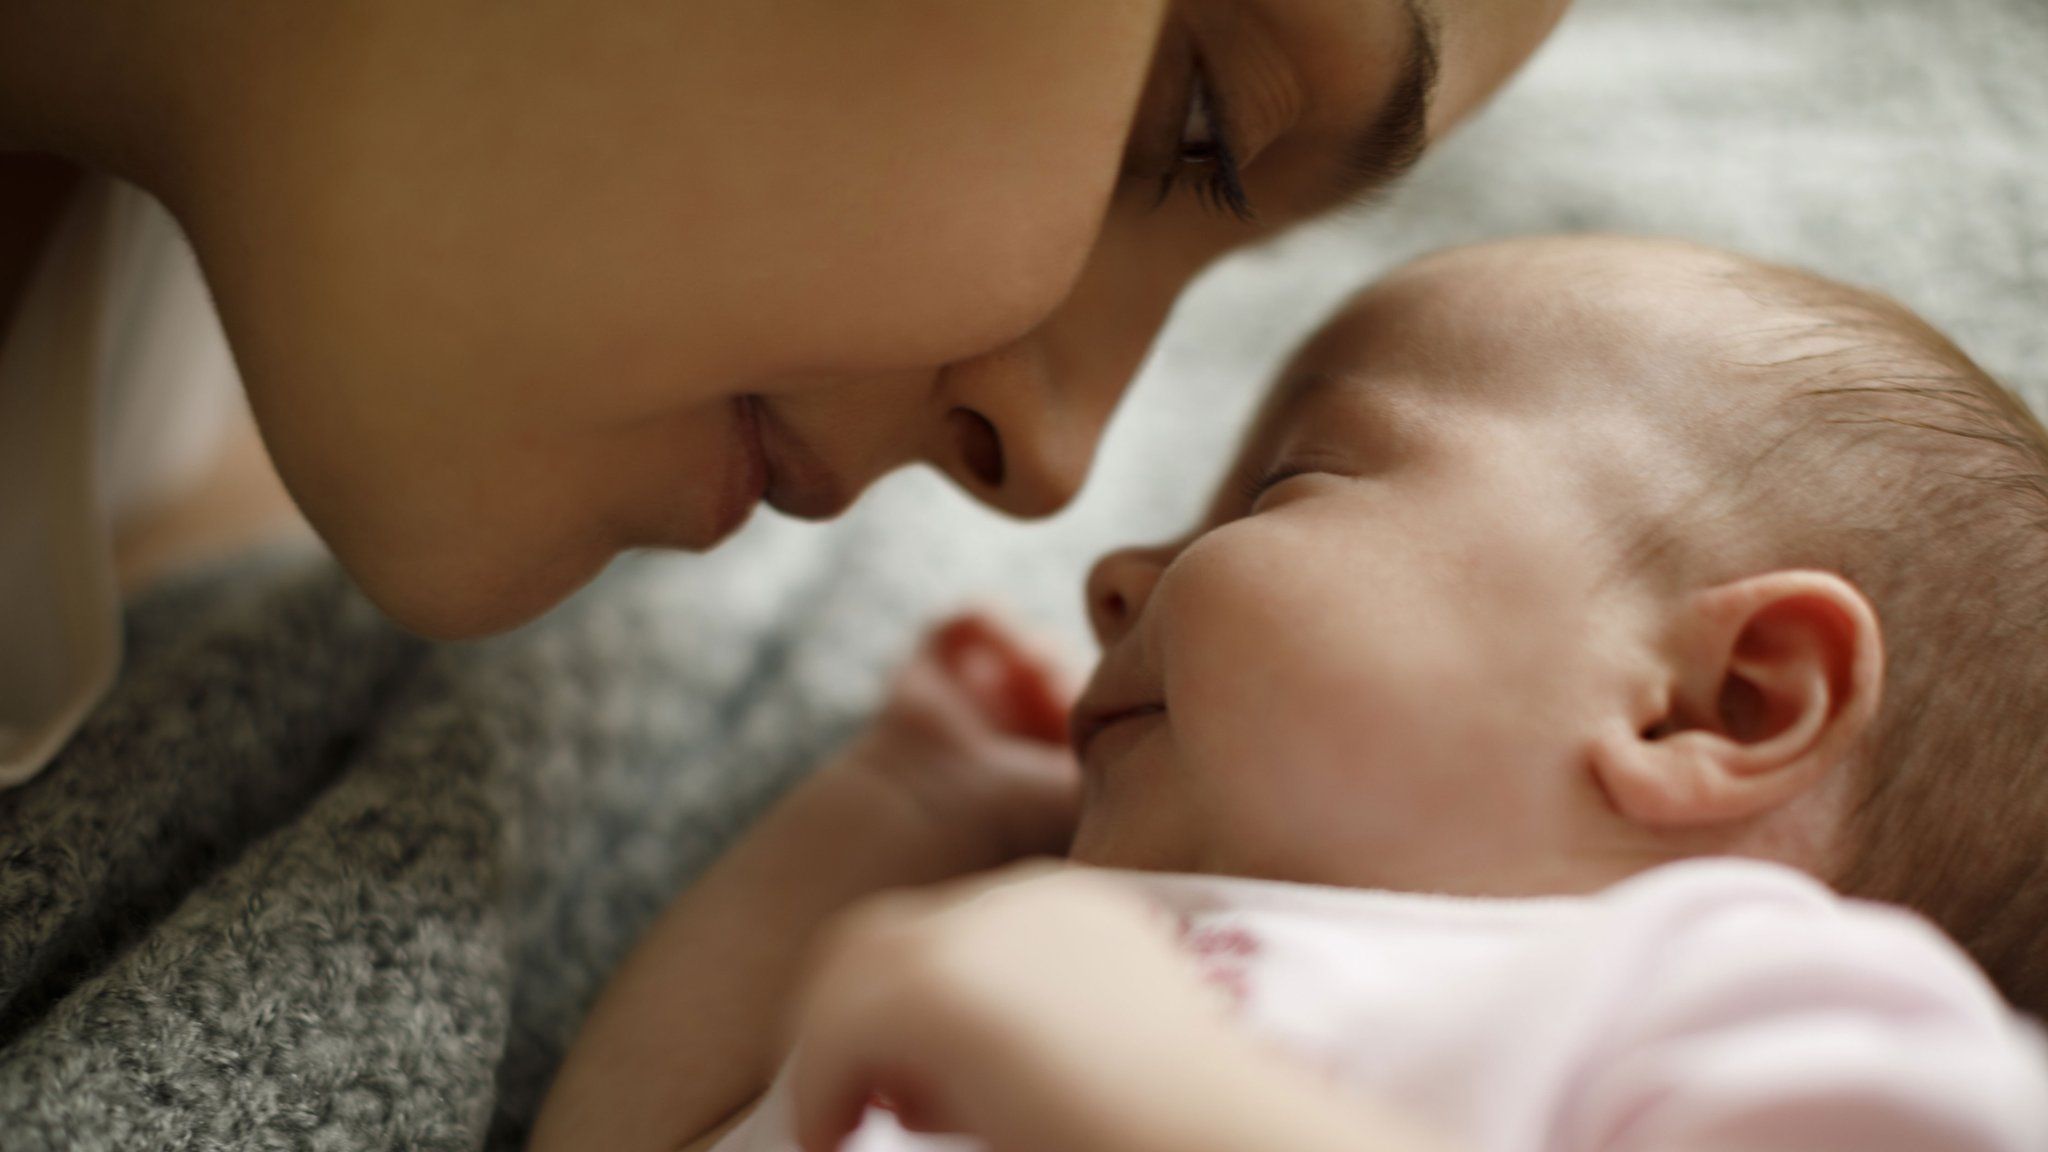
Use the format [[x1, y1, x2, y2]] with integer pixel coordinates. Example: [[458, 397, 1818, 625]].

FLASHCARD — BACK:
[[182, 0, 1566, 637]]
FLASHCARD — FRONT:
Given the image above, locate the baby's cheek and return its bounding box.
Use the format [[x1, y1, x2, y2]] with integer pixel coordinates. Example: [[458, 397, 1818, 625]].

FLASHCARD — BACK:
[[1151, 537, 1286, 696], [1160, 529, 1484, 777], [1153, 541, 1348, 758]]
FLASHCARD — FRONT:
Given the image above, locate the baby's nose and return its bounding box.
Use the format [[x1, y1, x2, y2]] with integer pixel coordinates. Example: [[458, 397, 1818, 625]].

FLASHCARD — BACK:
[[1085, 547, 1164, 645]]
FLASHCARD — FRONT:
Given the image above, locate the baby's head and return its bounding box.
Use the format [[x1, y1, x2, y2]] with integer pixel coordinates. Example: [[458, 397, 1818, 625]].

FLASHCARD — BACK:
[[1069, 235, 2048, 1012]]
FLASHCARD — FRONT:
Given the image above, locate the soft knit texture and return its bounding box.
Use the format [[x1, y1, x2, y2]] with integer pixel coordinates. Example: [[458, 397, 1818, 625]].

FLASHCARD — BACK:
[[2, 1, 2044, 1147]]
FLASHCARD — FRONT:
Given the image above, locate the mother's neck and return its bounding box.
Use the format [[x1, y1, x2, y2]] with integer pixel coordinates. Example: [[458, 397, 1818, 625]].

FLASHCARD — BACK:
[[0, 0, 327, 214], [4, 3, 179, 186], [0, 0, 192, 344], [0, 155, 79, 340]]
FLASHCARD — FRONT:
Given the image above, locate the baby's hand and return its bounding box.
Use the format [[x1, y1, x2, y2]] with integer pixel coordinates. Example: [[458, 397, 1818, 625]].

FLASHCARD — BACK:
[[786, 863, 1231, 1152], [814, 612, 1082, 873]]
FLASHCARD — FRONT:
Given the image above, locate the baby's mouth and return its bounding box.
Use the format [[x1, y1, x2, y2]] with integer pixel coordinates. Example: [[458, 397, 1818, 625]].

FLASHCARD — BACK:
[[1070, 702, 1167, 763]]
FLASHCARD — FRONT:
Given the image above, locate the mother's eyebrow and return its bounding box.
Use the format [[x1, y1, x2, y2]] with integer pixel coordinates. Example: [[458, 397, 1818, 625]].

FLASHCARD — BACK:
[[1334, 0, 1441, 204]]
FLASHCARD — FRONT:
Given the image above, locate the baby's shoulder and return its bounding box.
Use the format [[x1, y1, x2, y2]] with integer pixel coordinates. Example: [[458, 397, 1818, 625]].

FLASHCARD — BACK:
[[1099, 865, 2048, 1150], [1590, 857, 2006, 1015], [1553, 859, 2048, 1152]]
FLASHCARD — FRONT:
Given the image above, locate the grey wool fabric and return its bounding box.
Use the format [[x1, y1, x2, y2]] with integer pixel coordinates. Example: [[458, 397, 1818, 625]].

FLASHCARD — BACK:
[[0, 546, 875, 1150], [2, 0, 2045, 1148]]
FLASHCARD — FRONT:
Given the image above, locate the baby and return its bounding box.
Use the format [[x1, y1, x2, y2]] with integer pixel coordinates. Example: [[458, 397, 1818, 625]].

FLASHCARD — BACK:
[[530, 237, 2048, 1152]]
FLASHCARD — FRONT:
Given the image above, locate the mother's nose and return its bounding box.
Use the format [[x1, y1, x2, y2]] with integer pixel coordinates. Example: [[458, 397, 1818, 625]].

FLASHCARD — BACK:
[[929, 342, 1111, 519], [1085, 545, 1167, 645]]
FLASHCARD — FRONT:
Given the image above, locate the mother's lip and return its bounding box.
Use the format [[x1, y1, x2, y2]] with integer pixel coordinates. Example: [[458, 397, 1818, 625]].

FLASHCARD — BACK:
[[715, 395, 771, 541], [754, 400, 855, 520]]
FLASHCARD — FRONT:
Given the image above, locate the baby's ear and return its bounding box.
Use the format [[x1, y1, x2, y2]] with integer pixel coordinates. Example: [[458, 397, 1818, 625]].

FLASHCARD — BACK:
[[1590, 571, 1884, 830]]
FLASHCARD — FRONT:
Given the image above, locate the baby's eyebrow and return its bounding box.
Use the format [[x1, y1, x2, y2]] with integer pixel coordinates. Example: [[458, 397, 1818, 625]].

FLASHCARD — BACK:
[[1330, 0, 1441, 205], [1274, 369, 1365, 410], [1267, 368, 1429, 458]]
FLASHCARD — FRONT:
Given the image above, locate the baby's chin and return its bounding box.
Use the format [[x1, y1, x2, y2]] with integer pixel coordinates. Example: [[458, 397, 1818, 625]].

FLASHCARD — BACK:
[[1066, 811, 1206, 874]]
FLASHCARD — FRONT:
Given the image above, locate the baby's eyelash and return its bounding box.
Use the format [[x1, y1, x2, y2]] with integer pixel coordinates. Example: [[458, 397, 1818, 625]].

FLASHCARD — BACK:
[[1239, 463, 1317, 506]]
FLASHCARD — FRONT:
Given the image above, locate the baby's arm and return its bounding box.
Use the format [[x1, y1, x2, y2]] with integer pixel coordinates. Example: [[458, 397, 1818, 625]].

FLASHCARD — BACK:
[[787, 865, 1458, 1152], [529, 615, 1080, 1152]]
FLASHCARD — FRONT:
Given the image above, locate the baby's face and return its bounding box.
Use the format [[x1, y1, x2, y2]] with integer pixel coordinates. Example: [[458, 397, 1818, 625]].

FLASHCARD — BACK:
[[1070, 240, 1714, 894]]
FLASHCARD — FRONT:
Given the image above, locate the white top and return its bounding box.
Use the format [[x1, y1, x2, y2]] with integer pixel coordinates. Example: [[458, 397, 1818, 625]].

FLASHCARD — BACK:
[[718, 858, 2048, 1152], [0, 177, 242, 787]]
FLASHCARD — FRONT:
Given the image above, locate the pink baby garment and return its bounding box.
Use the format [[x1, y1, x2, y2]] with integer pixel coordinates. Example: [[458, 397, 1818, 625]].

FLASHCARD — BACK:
[[715, 857, 2048, 1152]]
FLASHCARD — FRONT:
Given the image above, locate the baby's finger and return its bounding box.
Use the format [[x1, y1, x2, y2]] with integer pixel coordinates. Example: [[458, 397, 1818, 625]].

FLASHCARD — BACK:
[[790, 1054, 872, 1152], [789, 1037, 955, 1152], [932, 613, 1073, 745]]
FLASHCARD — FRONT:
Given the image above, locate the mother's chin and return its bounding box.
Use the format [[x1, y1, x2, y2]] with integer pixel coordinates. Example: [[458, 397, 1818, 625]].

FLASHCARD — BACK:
[[329, 524, 617, 642], [280, 384, 780, 640], [330, 470, 773, 640]]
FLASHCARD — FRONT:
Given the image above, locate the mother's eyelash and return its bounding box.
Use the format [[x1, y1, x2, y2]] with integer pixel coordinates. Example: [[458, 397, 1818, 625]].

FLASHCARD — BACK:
[[1158, 64, 1257, 224]]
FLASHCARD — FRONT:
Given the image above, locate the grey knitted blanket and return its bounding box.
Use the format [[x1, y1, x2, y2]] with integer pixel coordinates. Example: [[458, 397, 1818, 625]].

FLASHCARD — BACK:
[[3, 0, 2044, 1148]]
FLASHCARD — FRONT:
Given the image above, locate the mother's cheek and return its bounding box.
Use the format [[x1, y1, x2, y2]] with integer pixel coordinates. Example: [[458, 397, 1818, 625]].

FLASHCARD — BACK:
[[814, 184, 1106, 374], [708, 1, 1170, 378]]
